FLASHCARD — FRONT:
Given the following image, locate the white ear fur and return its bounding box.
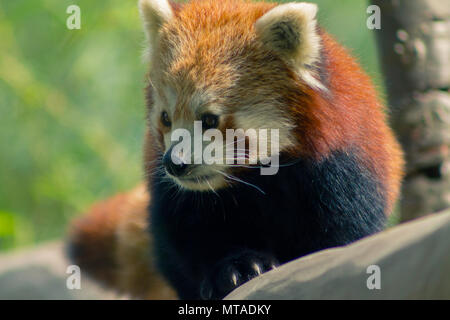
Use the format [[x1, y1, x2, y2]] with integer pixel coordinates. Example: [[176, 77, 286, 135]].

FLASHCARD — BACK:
[[139, 0, 174, 60], [255, 2, 325, 90]]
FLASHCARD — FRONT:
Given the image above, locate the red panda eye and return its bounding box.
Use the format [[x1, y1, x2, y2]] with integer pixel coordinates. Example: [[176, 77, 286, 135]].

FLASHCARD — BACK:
[[201, 113, 219, 129], [161, 111, 171, 127]]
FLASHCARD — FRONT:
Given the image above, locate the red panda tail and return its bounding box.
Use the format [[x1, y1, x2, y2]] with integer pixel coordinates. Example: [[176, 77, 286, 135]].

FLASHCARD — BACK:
[[66, 184, 176, 299]]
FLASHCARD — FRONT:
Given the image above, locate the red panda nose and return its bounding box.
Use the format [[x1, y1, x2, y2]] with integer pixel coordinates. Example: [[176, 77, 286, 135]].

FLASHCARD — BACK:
[[163, 148, 188, 177]]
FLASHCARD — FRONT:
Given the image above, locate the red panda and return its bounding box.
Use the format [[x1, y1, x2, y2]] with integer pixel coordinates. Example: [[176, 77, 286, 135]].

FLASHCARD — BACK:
[[68, 0, 404, 300]]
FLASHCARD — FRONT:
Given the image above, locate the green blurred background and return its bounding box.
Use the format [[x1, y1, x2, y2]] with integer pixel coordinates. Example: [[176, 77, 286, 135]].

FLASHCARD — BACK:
[[0, 0, 384, 251]]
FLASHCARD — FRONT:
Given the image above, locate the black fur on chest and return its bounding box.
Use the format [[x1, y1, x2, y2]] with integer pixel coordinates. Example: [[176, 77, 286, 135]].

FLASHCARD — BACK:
[[149, 150, 386, 298]]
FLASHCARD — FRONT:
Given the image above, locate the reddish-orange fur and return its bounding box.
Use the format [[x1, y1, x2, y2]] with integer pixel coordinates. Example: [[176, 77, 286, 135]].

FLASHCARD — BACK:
[[67, 185, 175, 299], [67, 0, 403, 299], [285, 31, 403, 212], [147, 0, 403, 210]]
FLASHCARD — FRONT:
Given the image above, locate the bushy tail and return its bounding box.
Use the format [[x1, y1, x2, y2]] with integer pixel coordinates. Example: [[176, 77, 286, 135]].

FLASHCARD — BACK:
[[66, 184, 175, 299]]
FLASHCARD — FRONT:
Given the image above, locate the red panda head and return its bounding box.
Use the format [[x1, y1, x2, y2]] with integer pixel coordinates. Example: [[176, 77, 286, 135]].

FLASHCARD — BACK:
[[139, 0, 335, 191], [140, 0, 376, 190]]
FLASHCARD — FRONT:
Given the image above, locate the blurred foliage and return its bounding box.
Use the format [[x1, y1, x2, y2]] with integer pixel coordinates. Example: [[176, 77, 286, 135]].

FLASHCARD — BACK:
[[0, 0, 385, 251]]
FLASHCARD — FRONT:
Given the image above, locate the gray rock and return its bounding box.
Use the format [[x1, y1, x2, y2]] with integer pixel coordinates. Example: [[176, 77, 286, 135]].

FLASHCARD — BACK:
[[1, 211, 449, 300], [226, 210, 450, 300], [0, 242, 119, 300]]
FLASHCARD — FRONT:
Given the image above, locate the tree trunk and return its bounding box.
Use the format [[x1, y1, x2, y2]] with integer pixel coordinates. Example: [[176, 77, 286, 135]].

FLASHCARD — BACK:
[[370, 0, 450, 222]]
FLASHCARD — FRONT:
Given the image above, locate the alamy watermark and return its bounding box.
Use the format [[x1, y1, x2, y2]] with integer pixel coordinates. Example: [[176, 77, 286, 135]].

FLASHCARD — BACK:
[[66, 265, 81, 290], [367, 5, 381, 30], [169, 121, 280, 175], [366, 264, 381, 290], [66, 5, 81, 30]]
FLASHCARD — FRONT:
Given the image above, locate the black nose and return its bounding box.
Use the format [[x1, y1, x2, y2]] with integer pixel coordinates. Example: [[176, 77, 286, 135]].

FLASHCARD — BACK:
[[163, 149, 188, 177]]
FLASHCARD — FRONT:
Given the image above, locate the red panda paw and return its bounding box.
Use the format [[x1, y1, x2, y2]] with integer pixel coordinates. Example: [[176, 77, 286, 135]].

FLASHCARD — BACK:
[[200, 250, 278, 300]]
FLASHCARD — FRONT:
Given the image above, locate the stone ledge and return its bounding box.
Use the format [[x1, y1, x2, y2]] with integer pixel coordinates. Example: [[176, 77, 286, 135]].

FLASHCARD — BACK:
[[226, 210, 450, 300], [1, 211, 449, 300], [0, 242, 119, 300]]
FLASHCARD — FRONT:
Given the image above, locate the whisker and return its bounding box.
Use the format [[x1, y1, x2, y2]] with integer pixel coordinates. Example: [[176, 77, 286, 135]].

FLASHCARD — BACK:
[[223, 138, 246, 148], [213, 169, 266, 195], [204, 178, 219, 197]]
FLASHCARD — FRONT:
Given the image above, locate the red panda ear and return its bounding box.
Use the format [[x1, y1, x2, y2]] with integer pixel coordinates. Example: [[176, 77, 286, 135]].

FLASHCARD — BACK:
[[139, 0, 174, 58], [255, 2, 324, 90]]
